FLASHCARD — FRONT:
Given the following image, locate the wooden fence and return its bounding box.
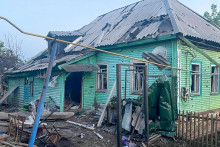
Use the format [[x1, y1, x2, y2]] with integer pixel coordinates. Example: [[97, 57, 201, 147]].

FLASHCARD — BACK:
[[177, 110, 220, 147]]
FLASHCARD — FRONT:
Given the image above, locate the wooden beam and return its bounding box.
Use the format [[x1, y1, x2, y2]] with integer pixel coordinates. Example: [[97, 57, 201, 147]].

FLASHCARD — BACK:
[[0, 112, 74, 120], [0, 85, 18, 105], [66, 120, 95, 130], [0, 141, 16, 147], [178, 35, 220, 68], [97, 80, 116, 127]]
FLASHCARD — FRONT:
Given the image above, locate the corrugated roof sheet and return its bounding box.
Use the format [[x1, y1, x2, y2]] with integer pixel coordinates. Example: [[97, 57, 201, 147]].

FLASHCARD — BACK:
[[68, 0, 168, 52], [9, 0, 220, 74], [7, 53, 87, 73], [142, 52, 170, 70], [65, 0, 220, 52], [136, 21, 162, 39], [47, 31, 82, 37], [168, 0, 220, 44]]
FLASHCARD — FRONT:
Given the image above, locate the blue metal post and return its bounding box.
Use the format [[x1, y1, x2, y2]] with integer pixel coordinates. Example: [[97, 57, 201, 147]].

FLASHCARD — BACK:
[[28, 39, 57, 147]]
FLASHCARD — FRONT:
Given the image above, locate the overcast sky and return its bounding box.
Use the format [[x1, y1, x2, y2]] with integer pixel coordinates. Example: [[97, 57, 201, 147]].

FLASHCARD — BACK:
[[0, 0, 220, 59]]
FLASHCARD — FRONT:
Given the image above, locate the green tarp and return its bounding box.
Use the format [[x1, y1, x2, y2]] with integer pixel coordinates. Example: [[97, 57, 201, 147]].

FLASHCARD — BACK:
[[140, 76, 177, 137]]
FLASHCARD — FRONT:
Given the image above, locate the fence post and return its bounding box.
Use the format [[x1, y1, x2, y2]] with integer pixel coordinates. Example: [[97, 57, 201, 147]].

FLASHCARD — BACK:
[[178, 110, 180, 137], [215, 114, 218, 147], [194, 112, 196, 146], [116, 64, 122, 147], [186, 111, 188, 140], [202, 113, 204, 146], [182, 110, 185, 138], [211, 114, 214, 147], [198, 112, 200, 146], [190, 112, 192, 146], [206, 114, 209, 147]]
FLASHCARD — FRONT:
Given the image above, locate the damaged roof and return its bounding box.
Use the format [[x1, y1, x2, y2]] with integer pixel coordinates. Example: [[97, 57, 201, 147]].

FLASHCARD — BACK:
[[7, 0, 220, 74], [47, 31, 82, 37], [7, 52, 91, 73], [64, 0, 220, 52]]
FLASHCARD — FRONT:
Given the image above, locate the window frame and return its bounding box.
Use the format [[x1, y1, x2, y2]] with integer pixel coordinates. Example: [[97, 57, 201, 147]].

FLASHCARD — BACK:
[[96, 63, 109, 92], [30, 81, 34, 97], [24, 77, 29, 85], [210, 65, 219, 94], [130, 60, 147, 95], [190, 62, 201, 96]]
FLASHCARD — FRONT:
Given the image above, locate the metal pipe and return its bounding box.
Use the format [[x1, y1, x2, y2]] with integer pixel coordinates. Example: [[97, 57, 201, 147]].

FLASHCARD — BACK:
[[28, 40, 58, 147]]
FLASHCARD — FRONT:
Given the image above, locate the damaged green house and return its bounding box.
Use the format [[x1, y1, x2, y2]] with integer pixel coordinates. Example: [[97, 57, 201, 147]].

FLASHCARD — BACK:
[[4, 0, 220, 112]]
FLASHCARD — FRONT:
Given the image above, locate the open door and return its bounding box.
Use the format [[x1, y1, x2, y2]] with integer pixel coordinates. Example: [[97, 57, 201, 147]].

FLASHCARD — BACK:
[[65, 72, 82, 110]]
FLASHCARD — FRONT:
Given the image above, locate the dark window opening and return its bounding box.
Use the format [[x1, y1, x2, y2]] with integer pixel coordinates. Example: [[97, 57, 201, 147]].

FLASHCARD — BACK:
[[191, 64, 200, 94], [97, 64, 108, 91], [24, 77, 29, 85], [211, 66, 219, 93], [132, 62, 145, 94], [30, 81, 34, 97]]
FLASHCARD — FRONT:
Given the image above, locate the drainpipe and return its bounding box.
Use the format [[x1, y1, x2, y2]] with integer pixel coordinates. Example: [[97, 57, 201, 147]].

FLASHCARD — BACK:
[[28, 39, 57, 147]]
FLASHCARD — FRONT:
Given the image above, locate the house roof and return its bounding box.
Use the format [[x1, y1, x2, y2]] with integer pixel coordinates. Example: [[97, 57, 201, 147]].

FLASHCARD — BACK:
[[6, 52, 90, 74], [7, 0, 220, 74], [168, 0, 220, 43], [47, 31, 82, 37], [65, 0, 220, 52]]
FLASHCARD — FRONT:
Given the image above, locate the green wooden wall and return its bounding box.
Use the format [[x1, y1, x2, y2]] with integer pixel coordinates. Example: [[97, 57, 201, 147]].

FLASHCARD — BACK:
[[7, 39, 177, 111], [93, 39, 177, 107], [71, 56, 97, 109], [178, 41, 220, 112], [7, 72, 64, 110]]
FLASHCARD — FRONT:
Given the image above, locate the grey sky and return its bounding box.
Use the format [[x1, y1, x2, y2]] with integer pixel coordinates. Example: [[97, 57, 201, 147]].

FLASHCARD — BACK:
[[0, 0, 219, 59]]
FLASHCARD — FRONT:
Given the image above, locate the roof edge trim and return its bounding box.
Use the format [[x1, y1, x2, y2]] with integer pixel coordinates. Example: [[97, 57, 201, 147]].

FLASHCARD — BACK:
[[98, 34, 177, 50]]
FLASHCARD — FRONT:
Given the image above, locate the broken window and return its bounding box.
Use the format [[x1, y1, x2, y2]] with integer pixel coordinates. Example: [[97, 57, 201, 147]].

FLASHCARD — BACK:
[[131, 62, 146, 94], [30, 81, 34, 97], [211, 65, 219, 93], [97, 64, 108, 91], [24, 77, 29, 85], [191, 63, 201, 95]]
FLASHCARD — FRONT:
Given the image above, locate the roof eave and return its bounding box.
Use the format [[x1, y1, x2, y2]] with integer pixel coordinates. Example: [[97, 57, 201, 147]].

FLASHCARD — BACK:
[[98, 34, 177, 50]]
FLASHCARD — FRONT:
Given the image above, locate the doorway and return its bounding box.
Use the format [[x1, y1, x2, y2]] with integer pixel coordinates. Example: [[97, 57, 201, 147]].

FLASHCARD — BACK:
[[65, 72, 82, 107]]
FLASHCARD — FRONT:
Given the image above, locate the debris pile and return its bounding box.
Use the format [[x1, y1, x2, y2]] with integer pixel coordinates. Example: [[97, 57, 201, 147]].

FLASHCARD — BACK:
[[90, 76, 177, 146], [0, 76, 178, 146]]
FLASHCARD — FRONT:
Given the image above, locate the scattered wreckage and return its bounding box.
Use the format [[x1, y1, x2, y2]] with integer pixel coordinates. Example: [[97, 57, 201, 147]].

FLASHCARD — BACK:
[[0, 76, 177, 147]]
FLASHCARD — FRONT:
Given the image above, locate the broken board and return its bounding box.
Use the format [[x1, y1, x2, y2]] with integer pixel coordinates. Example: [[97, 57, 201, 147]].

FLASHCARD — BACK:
[[0, 112, 74, 120], [0, 85, 18, 104]]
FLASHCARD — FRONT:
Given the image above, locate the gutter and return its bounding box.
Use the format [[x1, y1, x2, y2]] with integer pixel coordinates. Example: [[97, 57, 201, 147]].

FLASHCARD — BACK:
[[178, 35, 220, 68]]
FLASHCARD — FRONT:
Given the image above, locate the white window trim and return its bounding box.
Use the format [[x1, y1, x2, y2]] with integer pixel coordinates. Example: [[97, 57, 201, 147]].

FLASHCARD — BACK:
[[210, 65, 219, 94], [96, 63, 109, 92], [190, 63, 201, 95], [130, 60, 147, 95]]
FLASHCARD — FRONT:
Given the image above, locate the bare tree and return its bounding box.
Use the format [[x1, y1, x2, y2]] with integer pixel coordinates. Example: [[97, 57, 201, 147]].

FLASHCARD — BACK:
[[4, 34, 24, 60], [0, 34, 24, 96]]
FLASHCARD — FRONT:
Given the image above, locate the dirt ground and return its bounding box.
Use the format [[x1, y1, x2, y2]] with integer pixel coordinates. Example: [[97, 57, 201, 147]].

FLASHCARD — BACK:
[[35, 111, 117, 147], [36, 111, 189, 147], [0, 105, 192, 147]]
